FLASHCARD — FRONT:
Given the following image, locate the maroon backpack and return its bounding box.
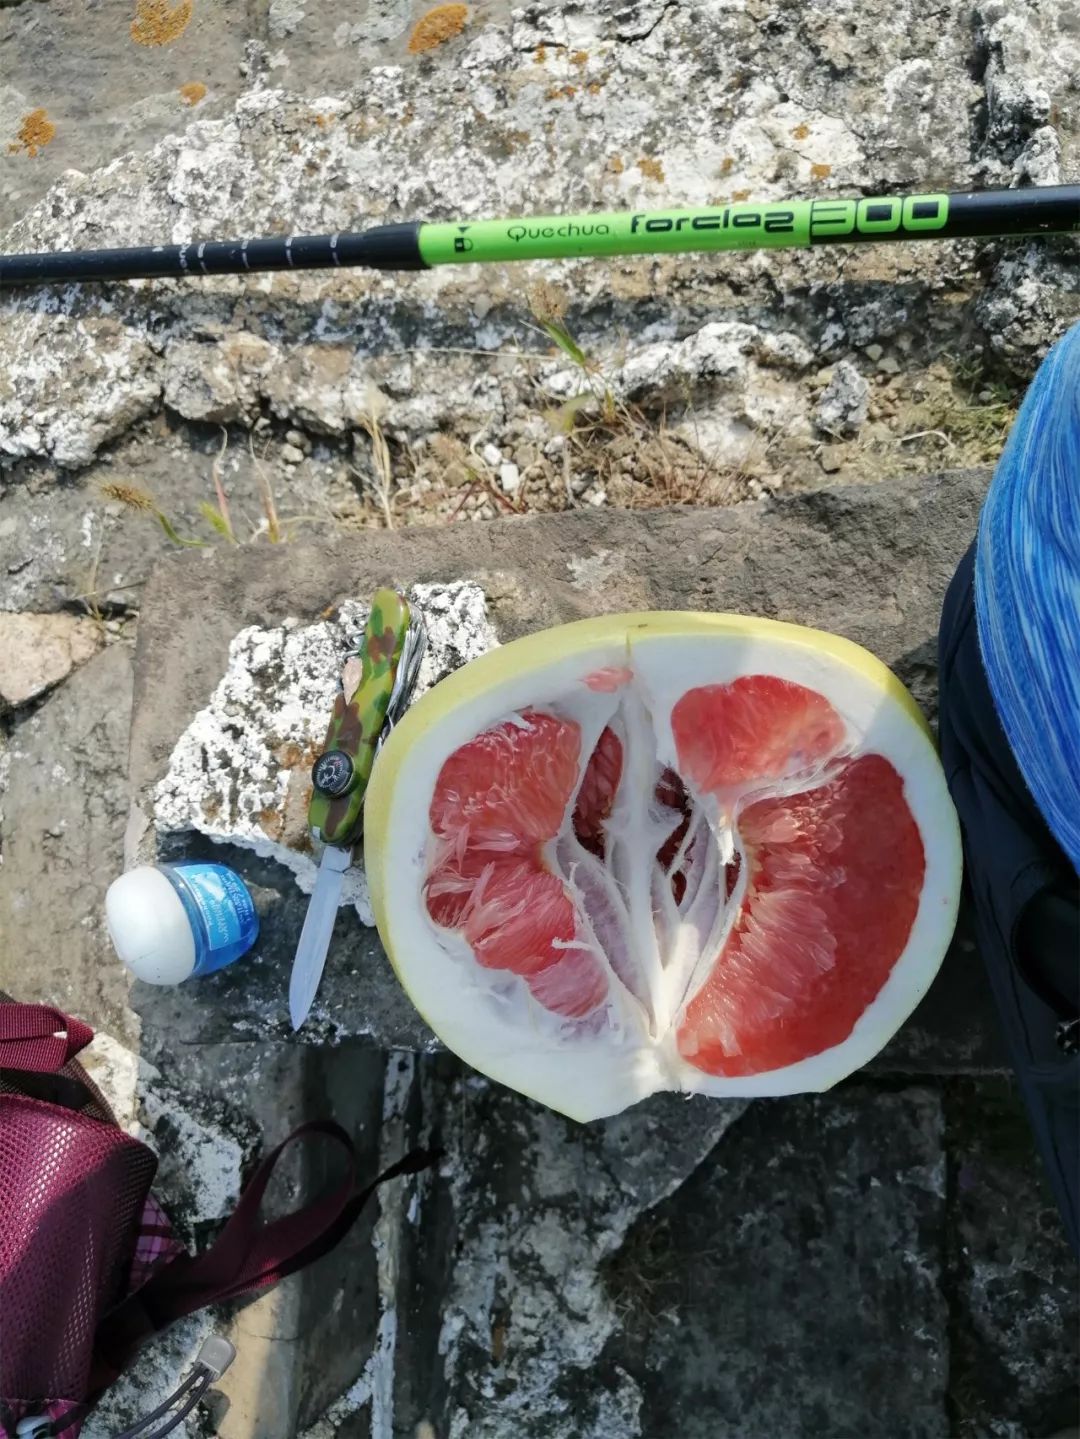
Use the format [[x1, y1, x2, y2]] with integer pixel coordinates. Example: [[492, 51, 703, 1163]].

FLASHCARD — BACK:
[[0, 1002, 432, 1437]]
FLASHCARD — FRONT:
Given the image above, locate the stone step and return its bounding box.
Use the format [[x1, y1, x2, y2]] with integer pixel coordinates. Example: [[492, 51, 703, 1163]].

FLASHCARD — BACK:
[[128, 470, 1003, 1074]]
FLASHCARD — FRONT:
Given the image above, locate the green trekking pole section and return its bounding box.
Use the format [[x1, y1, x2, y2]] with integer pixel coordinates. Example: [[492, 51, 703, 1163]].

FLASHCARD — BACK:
[[417, 188, 1079, 265], [419, 193, 929, 264]]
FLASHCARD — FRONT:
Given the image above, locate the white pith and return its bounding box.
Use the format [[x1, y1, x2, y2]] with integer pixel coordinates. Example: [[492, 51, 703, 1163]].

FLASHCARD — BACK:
[[370, 627, 962, 1123]]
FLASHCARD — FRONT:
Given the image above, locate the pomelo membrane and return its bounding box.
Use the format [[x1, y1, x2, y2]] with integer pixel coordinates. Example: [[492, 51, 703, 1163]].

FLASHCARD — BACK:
[[365, 613, 961, 1122]]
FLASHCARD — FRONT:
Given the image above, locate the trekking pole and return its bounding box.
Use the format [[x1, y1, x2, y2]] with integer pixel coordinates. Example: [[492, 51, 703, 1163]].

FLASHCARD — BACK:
[[1, 185, 1077, 289]]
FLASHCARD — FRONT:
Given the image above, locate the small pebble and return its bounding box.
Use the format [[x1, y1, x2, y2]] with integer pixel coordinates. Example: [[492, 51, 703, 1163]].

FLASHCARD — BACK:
[[254, 416, 271, 432], [820, 448, 844, 473], [281, 443, 305, 465], [864, 343, 884, 362], [977, 388, 995, 403], [587, 488, 607, 507], [482, 442, 503, 468], [285, 428, 306, 447], [499, 462, 522, 495], [877, 355, 900, 375]]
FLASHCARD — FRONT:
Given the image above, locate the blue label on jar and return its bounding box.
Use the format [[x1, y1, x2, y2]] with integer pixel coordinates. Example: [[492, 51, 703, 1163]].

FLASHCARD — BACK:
[[180, 863, 255, 952]]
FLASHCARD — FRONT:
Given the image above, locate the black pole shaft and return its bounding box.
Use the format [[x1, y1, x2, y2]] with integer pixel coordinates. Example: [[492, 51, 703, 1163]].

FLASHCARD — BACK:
[[0, 223, 426, 287]]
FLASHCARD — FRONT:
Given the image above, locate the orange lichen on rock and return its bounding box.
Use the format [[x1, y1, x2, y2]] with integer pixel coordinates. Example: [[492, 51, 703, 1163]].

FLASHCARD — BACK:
[[569, 49, 589, 65], [178, 81, 207, 105], [791, 121, 810, 140], [811, 161, 832, 179], [719, 155, 734, 175], [131, 0, 193, 46], [8, 109, 56, 158], [732, 188, 751, 201], [407, 5, 468, 53], [638, 155, 665, 182]]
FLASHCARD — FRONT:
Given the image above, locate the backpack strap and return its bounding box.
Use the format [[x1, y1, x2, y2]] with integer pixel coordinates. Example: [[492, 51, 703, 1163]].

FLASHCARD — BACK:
[[91, 1121, 438, 1392], [0, 1003, 94, 1073]]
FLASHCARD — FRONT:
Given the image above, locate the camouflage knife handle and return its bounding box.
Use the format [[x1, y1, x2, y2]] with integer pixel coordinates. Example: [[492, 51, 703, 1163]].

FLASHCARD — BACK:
[[308, 588, 411, 847]]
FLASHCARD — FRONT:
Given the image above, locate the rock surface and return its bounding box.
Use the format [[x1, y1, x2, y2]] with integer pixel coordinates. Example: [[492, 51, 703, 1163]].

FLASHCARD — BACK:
[[0, 641, 138, 1042], [605, 1086, 950, 1439], [944, 1080, 1080, 1439], [2, 0, 1078, 564], [0, 609, 103, 707], [815, 359, 871, 438], [410, 1070, 746, 1439]]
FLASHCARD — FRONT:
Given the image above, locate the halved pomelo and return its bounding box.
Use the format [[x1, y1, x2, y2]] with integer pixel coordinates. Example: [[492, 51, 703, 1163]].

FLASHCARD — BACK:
[[365, 613, 961, 1122]]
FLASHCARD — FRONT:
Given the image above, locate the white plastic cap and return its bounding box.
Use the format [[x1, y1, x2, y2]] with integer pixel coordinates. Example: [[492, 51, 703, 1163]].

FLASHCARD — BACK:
[[105, 866, 197, 985]]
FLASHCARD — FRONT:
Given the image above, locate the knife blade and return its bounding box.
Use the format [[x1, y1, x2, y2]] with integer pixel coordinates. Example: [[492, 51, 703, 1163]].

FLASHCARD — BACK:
[[288, 844, 352, 1030]]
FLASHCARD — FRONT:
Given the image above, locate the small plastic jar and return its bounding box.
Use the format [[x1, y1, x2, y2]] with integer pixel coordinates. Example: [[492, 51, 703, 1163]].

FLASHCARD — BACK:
[[105, 862, 259, 985]]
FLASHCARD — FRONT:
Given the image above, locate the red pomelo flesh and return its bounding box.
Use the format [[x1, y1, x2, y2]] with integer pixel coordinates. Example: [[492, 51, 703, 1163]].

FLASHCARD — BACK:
[[673, 675, 847, 795], [424, 674, 928, 1072], [426, 710, 609, 1015], [676, 753, 925, 1076], [572, 725, 623, 857], [428, 708, 579, 849]]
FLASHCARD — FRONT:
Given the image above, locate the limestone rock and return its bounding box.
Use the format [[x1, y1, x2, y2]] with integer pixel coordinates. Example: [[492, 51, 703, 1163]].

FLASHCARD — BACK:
[[815, 359, 870, 438], [0, 313, 161, 469], [422, 1072, 745, 1439], [603, 1086, 950, 1439], [974, 0, 1074, 182], [545, 322, 816, 461], [260, 345, 359, 435], [2, 0, 1076, 485], [0, 610, 104, 708], [944, 1079, 1080, 1435], [163, 336, 276, 426]]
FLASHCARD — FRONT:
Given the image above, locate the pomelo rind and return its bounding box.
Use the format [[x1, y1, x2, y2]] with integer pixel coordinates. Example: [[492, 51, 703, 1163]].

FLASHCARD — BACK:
[[365, 612, 961, 1122]]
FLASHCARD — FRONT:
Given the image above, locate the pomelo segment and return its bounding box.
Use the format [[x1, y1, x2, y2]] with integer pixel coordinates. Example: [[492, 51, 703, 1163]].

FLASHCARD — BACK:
[[423, 708, 608, 1015], [365, 612, 961, 1123], [676, 752, 925, 1077], [672, 674, 847, 795]]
